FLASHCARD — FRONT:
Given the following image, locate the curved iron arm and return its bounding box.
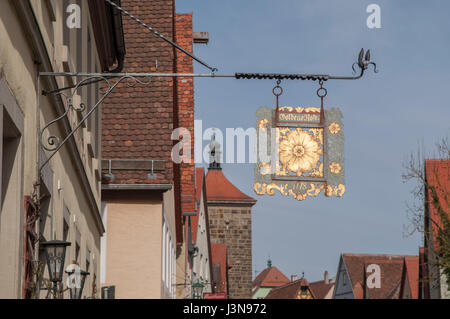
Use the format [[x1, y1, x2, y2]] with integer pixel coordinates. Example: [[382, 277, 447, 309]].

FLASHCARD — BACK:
[[38, 75, 149, 176]]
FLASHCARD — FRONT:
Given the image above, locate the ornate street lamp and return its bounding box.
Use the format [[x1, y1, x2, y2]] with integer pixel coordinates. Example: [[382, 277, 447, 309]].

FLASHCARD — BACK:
[[66, 269, 90, 299], [40, 240, 71, 298], [192, 281, 205, 299]]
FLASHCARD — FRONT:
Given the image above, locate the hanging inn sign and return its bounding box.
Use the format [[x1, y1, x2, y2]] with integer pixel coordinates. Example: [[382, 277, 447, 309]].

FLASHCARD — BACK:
[[254, 80, 345, 201]]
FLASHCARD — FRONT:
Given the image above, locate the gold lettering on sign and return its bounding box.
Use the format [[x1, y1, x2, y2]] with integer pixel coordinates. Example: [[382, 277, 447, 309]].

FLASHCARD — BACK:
[[279, 113, 321, 123]]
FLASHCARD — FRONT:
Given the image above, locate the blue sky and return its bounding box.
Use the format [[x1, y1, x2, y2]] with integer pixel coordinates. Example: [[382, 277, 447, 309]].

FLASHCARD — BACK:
[[176, 0, 450, 281]]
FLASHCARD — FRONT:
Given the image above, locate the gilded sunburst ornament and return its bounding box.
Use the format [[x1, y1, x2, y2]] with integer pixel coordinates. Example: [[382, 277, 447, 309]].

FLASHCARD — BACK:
[[279, 129, 322, 176], [328, 122, 341, 135]]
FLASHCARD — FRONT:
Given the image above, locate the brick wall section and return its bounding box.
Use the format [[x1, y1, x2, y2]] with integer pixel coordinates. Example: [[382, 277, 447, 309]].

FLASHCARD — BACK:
[[175, 13, 195, 214], [101, 0, 176, 185], [208, 205, 253, 299]]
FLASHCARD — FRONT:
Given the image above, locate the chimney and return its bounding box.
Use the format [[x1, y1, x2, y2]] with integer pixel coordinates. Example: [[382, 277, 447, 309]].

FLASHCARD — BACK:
[[324, 271, 329, 284], [193, 32, 210, 44], [291, 275, 298, 282]]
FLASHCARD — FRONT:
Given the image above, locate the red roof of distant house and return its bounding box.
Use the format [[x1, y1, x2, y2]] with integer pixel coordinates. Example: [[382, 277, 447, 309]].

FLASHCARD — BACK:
[[205, 169, 256, 204], [265, 278, 315, 299], [211, 244, 228, 294], [342, 254, 409, 299], [309, 279, 335, 299], [252, 266, 291, 290], [404, 256, 419, 299], [425, 159, 450, 250]]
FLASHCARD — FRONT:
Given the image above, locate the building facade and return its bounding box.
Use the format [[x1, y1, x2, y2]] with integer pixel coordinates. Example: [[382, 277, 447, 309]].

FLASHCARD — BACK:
[[333, 253, 419, 299], [100, 0, 178, 299], [99, 0, 208, 299], [0, 0, 121, 298], [187, 168, 214, 295], [205, 145, 257, 299]]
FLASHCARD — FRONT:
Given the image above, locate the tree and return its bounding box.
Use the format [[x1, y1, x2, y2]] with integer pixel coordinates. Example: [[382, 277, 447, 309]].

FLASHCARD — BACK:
[[402, 134, 450, 294]]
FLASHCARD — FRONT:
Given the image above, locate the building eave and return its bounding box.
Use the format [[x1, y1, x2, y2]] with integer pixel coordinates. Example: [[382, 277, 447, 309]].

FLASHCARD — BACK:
[[207, 200, 257, 207], [102, 184, 173, 191]]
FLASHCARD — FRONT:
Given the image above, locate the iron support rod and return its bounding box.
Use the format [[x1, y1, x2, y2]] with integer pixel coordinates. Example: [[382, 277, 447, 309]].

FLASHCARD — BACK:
[[39, 72, 235, 78], [104, 0, 218, 73], [39, 71, 363, 80]]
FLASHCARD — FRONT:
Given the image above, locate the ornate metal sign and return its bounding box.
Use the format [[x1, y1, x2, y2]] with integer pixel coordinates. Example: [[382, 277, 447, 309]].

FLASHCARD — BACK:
[[254, 81, 345, 201]]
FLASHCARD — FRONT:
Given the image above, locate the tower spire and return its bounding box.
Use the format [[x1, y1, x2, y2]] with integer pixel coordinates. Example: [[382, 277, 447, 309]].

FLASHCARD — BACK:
[[208, 134, 222, 170]]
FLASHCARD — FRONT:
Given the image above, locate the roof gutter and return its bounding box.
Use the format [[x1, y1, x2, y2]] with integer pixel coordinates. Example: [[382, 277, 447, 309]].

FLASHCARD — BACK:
[[108, 0, 126, 73]]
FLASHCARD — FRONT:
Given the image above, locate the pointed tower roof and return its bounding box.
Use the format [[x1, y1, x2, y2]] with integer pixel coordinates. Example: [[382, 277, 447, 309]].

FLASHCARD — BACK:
[[205, 138, 256, 205], [205, 169, 257, 205]]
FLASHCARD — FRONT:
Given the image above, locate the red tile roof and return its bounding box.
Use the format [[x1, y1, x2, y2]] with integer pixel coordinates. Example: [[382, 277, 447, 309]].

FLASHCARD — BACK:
[[425, 159, 450, 251], [352, 282, 364, 299], [342, 254, 410, 299], [211, 244, 228, 294], [404, 256, 419, 299], [205, 169, 256, 204], [252, 267, 291, 289], [309, 279, 335, 299], [265, 278, 315, 299], [101, 0, 177, 185]]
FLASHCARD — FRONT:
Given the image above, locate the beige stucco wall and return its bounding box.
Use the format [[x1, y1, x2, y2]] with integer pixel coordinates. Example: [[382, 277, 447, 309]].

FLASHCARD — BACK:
[[0, 0, 103, 298], [103, 199, 163, 299]]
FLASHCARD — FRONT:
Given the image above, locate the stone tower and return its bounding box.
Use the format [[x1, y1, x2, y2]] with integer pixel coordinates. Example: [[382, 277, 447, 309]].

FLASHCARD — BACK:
[[205, 141, 257, 298]]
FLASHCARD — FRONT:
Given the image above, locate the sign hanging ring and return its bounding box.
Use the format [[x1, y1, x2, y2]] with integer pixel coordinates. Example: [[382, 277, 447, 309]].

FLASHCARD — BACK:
[[273, 79, 283, 97], [273, 85, 283, 97], [317, 80, 327, 98]]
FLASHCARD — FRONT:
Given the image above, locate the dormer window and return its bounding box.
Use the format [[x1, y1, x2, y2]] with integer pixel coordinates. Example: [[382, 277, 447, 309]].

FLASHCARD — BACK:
[[300, 286, 308, 295]]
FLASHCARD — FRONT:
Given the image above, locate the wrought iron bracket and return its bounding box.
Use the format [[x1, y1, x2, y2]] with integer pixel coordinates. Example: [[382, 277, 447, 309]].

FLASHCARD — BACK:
[[38, 74, 152, 176], [37, 48, 376, 174]]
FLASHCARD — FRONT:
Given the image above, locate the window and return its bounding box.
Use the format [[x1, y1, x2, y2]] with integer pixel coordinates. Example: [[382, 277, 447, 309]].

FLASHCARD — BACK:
[[63, 205, 70, 242], [75, 227, 81, 265], [300, 286, 308, 295], [0, 88, 24, 298], [75, 243, 80, 265], [342, 272, 347, 286], [86, 249, 91, 272], [162, 223, 166, 286], [161, 216, 176, 298]]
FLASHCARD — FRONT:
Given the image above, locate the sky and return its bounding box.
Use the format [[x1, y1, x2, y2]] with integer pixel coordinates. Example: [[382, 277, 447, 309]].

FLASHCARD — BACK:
[[175, 0, 450, 281]]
